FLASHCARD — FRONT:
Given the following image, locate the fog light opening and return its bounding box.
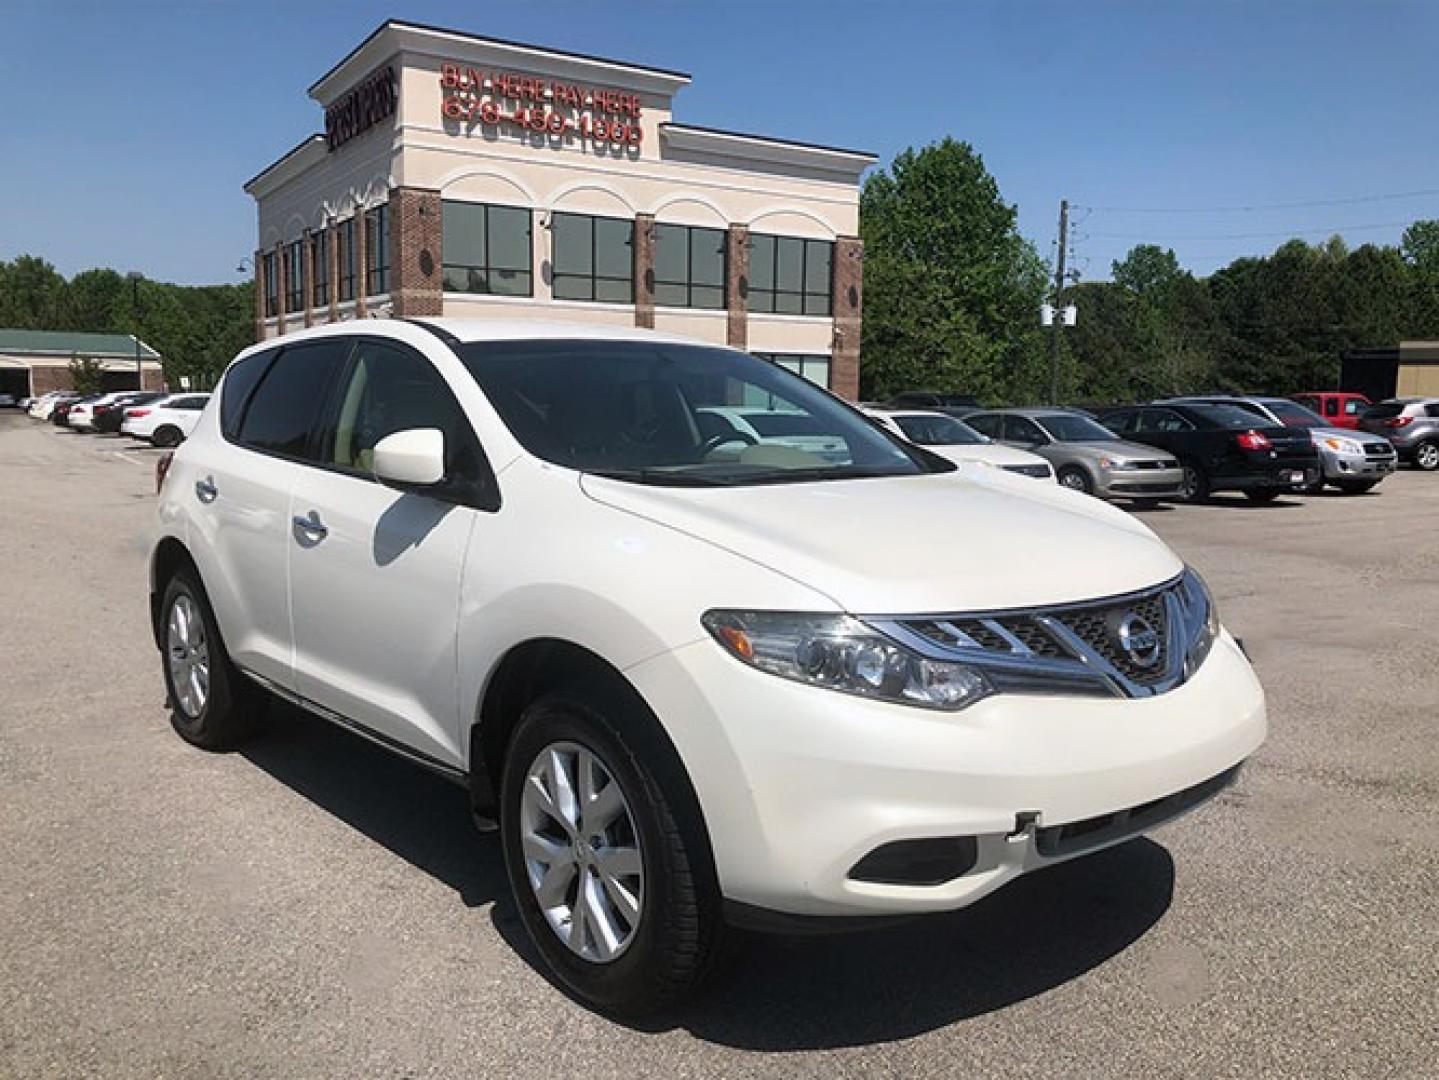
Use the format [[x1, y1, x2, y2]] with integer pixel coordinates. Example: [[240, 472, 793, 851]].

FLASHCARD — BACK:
[[849, 836, 979, 886]]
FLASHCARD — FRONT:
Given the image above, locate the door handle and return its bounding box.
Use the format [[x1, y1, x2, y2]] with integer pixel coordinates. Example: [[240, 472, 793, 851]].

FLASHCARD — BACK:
[[292, 511, 329, 542], [194, 476, 218, 503]]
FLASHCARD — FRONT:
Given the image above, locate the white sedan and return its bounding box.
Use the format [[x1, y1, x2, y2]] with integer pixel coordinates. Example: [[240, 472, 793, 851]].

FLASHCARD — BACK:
[[866, 409, 1056, 481], [121, 393, 211, 447]]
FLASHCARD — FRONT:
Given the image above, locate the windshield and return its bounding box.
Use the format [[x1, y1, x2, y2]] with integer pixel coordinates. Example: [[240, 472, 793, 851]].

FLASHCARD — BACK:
[[1192, 404, 1273, 430], [1261, 399, 1324, 427], [1036, 414, 1120, 441], [455, 340, 937, 486], [892, 413, 988, 445]]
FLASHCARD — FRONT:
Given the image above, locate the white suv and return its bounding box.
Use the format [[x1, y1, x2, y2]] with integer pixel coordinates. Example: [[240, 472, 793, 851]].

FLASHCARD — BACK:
[[150, 320, 1266, 1015]]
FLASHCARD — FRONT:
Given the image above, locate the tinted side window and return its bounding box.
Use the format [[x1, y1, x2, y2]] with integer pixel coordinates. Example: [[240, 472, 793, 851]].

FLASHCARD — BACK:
[[1323, 398, 1339, 416], [1426, 404, 1439, 418], [966, 413, 1001, 438], [237, 340, 350, 460], [1005, 416, 1044, 443], [323, 340, 496, 507], [220, 349, 277, 438], [1104, 409, 1136, 433]]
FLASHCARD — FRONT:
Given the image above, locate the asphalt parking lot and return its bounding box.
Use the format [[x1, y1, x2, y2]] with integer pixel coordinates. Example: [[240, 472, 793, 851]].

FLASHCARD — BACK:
[[1, 410, 1436, 1079]]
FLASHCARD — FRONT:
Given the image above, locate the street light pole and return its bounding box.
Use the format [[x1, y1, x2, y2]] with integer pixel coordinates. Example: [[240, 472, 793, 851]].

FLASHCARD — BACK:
[[1049, 199, 1069, 404], [127, 271, 143, 391]]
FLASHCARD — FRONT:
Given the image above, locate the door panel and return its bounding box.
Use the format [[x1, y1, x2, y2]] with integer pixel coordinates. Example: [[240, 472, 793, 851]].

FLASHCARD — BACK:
[[288, 338, 484, 766]]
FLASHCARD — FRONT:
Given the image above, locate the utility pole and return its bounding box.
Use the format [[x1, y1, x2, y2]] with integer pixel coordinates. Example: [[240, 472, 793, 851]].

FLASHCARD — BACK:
[[1049, 199, 1068, 403], [127, 271, 144, 391]]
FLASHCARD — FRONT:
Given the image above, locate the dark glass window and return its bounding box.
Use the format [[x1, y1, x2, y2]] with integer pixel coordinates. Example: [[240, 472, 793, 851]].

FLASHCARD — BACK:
[[286, 240, 304, 311], [442, 201, 533, 296], [552, 212, 633, 304], [312, 230, 329, 306], [263, 252, 277, 317], [338, 218, 356, 303], [236, 340, 350, 460], [367, 203, 390, 295], [322, 340, 490, 500], [654, 223, 725, 309], [752, 351, 831, 390], [749, 235, 832, 316], [220, 349, 277, 439]]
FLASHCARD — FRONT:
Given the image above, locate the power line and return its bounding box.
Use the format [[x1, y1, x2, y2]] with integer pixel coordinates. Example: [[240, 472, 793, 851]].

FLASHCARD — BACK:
[[1087, 220, 1414, 241], [1076, 187, 1439, 214]]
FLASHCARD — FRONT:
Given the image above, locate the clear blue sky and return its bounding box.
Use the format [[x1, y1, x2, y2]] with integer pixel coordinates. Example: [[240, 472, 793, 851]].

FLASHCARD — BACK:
[[3, 0, 1436, 286]]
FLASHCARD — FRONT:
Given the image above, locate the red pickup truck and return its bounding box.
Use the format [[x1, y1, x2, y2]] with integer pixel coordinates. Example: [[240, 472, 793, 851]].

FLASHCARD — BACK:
[[1290, 391, 1371, 430]]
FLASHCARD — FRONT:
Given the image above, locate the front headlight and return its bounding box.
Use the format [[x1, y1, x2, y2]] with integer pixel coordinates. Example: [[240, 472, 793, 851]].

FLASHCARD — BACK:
[[1321, 436, 1361, 454], [1180, 567, 1220, 676], [701, 610, 994, 711]]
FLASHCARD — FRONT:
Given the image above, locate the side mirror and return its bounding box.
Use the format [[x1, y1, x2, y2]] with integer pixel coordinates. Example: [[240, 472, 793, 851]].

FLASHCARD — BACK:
[[372, 428, 445, 487]]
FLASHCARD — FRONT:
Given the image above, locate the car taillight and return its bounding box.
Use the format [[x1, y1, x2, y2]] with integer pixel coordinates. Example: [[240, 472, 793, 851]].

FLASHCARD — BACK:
[[127, 408, 150, 418], [155, 452, 174, 495], [1385, 416, 1414, 428], [1236, 431, 1272, 450]]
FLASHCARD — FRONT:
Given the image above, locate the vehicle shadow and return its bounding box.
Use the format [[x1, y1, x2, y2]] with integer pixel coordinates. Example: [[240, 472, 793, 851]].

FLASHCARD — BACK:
[[1202, 494, 1305, 509], [240, 702, 1175, 1048], [238, 703, 508, 910]]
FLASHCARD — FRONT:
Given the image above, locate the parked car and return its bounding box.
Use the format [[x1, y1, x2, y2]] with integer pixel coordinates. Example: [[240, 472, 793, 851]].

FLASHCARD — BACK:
[[30, 391, 79, 420], [150, 320, 1265, 1016], [92, 391, 166, 434], [964, 407, 1184, 501], [1356, 397, 1439, 471], [885, 391, 981, 417], [68, 390, 142, 432], [1290, 391, 1370, 430], [865, 408, 1054, 480], [1099, 402, 1323, 501], [51, 393, 102, 427], [695, 405, 849, 462], [121, 392, 211, 446], [1164, 395, 1396, 492]]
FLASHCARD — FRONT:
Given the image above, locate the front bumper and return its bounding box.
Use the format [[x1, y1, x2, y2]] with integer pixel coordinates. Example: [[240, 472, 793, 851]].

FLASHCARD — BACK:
[[1319, 445, 1396, 481], [1095, 465, 1184, 499], [627, 630, 1266, 918]]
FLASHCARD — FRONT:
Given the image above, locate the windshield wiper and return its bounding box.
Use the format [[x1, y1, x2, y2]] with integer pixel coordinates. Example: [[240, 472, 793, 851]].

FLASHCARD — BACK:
[[587, 468, 739, 487], [725, 464, 908, 485]]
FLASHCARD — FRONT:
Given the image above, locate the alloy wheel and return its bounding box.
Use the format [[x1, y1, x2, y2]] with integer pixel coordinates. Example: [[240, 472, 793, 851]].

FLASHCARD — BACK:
[[519, 741, 644, 962], [166, 593, 210, 718], [1417, 442, 1439, 470]]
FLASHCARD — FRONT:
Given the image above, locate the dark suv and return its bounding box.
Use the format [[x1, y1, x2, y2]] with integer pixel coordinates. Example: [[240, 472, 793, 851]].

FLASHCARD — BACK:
[[885, 391, 980, 417], [1357, 398, 1439, 471]]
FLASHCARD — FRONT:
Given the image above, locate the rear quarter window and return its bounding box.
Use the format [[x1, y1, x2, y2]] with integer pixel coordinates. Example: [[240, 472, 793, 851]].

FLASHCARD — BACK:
[[220, 349, 278, 438]]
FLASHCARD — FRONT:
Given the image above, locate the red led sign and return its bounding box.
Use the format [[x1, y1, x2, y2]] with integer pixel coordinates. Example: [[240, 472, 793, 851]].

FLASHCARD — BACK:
[[440, 63, 643, 147]]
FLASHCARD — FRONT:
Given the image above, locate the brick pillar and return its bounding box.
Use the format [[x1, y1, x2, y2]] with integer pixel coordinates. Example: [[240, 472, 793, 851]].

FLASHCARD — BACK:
[[354, 211, 368, 317], [274, 242, 288, 330], [390, 188, 443, 316], [253, 248, 266, 340], [830, 236, 863, 400], [302, 229, 315, 328], [327, 221, 340, 323], [633, 213, 655, 329], [726, 224, 749, 349]]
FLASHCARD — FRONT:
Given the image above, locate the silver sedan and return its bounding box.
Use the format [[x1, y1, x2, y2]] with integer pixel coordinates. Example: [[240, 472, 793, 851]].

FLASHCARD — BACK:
[[965, 408, 1185, 501]]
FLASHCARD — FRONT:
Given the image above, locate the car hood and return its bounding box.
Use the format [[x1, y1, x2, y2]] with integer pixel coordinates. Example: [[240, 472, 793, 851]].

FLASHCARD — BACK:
[[579, 469, 1181, 613], [925, 444, 1050, 469], [1059, 439, 1174, 462]]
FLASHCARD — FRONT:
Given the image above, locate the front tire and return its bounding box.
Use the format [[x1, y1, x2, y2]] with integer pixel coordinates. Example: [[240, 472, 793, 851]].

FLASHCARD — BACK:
[[1056, 465, 1094, 495], [160, 569, 260, 750], [500, 693, 721, 1017]]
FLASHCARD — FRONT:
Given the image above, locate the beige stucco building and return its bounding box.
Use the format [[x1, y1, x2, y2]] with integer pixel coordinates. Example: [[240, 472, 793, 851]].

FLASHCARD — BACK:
[[244, 20, 874, 397]]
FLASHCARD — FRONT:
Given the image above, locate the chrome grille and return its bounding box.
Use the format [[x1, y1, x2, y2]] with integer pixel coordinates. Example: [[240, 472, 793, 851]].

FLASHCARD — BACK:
[[1053, 592, 1170, 686], [868, 575, 1205, 700]]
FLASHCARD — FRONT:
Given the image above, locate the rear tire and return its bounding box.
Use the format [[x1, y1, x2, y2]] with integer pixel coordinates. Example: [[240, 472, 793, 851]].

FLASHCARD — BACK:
[[500, 693, 722, 1017], [160, 569, 261, 750], [1413, 440, 1439, 471], [1056, 466, 1094, 495], [152, 425, 183, 449]]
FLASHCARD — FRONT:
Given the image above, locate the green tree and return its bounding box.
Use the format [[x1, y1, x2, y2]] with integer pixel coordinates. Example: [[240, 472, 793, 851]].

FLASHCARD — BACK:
[[859, 138, 1048, 402], [1111, 245, 1182, 297], [1400, 220, 1439, 272], [68, 354, 104, 394]]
